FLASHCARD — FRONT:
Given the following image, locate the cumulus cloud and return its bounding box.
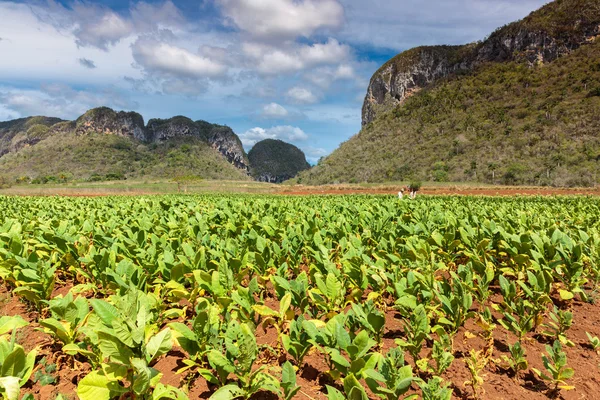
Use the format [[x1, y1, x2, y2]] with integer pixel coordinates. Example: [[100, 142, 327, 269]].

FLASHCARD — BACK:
[[132, 38, 228, 79], [33, 1, 186, 51], [305, 64, 357, 88], [129, 1, 184, 32], [218, 0, 344, 41], [243, 39, 350, 75], [239, 125, 309, 147], [261, 103, 289, 118], [286, 87, 318, 105], [78, 58, 97, 69], [70, 4, 133, 50], [0, 83, 138, 120]]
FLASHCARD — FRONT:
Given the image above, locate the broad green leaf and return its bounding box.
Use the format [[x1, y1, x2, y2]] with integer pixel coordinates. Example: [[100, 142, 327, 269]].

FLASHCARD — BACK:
[[209, 384, 245, 400], [0, 317, 28, 336], [76, 371, 112, 400], [146, 329, 173, 363]]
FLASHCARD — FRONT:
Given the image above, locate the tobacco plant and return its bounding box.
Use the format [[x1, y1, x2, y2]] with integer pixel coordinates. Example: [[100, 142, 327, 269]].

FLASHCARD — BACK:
[[532, 340, 575, 391]]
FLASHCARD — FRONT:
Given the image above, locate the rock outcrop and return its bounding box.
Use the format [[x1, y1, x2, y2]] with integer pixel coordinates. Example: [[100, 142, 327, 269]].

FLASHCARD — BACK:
[[75, 107, 146, 141], [248, 139, 310, 183], [204, 124, 250, 172], [362, 0, 600, 125], [0, 107, 252, 175], [72, 108, 250, 173], [362, 45, 473, 125], [146, 117, 205, 142], [0, 116, 64, 157], [146, 117, 250, 172]]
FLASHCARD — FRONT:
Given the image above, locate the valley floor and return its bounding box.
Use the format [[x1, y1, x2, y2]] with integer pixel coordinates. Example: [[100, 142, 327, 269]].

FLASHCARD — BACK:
[[0, 180, 599, 197]]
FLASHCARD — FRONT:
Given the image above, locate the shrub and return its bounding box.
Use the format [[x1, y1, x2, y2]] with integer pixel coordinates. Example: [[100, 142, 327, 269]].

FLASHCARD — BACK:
[[0, 175, 11, 189], [409, 181, 423, 191], [105, 172, 126, 181], [587, 87, 600, 97]]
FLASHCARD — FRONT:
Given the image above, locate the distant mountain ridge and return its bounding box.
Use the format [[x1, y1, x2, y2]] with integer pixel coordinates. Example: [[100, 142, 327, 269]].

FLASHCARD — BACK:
[[0, 107, 253, 182], [301, 0, 600, 187], [73, 107, 250, 172], [0, 107, 311, 183]]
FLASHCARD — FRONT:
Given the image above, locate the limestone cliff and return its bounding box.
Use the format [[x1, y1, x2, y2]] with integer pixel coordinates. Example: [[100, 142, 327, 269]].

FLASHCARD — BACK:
[[362, 0, 600, 125], [203, 123, 250, 172], [72, 108, 249, 172], [362, 45, 473, 125], [146, 117, 206, 142], [0, 116, 64, 157], [76, 107, 146, 141], [146, 117, 250, 172]]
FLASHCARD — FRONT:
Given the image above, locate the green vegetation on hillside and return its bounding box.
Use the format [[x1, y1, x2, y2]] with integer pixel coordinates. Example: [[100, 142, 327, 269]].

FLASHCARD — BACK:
[[303, 40, 600, 186], [493, 0, 600, 44], [248, 139, 310, 183], [0, 133, 250, 182]]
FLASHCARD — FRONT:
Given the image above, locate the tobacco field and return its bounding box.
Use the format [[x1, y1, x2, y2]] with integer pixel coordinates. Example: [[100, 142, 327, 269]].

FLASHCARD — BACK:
[[0, 195, 600, 400]]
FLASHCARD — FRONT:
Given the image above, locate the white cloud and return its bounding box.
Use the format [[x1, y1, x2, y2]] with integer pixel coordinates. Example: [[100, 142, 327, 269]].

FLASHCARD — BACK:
[[305, 64, 357, 88], [239, 125, 309, 147], [218, 0, 344, 40], [0, 3, 138, 84], [132, 38, 228, 79], [0, 104, 18, 121], [300, 40, 350, 64], [73, 8, 133, 50], [0, 84, 138, 120], [242, 84, 277, 99], [34, 1, 185, 51], [243, 39, 351, 75], [129, 1, 184, 32], [261, 103, 289, 118], [286, 87, 318, 104]]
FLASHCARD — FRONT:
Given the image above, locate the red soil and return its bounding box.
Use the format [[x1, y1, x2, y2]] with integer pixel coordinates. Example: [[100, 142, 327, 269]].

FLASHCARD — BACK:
[[3, 283, 600, 399], [279, 186, 600, 197]]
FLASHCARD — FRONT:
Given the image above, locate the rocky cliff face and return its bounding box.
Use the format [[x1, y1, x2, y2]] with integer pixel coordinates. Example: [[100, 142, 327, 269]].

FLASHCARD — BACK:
[[72, 108, 249, 173], [204, 124, 250, 172], [76, 107, 146, 141], [146, 117, 205, 142], [362, 0, 600, 125], [0, 107, 251, 174], [362, 45, 472, 125], [0, 116, 64, 157]]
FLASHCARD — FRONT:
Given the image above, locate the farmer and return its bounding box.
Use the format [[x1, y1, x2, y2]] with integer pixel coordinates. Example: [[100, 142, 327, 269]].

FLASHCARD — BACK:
[[398, 186, 408, 199]]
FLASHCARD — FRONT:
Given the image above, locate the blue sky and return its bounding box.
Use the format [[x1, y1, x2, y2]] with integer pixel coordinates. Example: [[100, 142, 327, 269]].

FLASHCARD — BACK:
[[0, 0, 549, 162]]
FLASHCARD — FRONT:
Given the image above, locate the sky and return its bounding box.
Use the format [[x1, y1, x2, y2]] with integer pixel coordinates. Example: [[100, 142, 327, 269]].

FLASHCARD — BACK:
[[0, 0, 550, 162]]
